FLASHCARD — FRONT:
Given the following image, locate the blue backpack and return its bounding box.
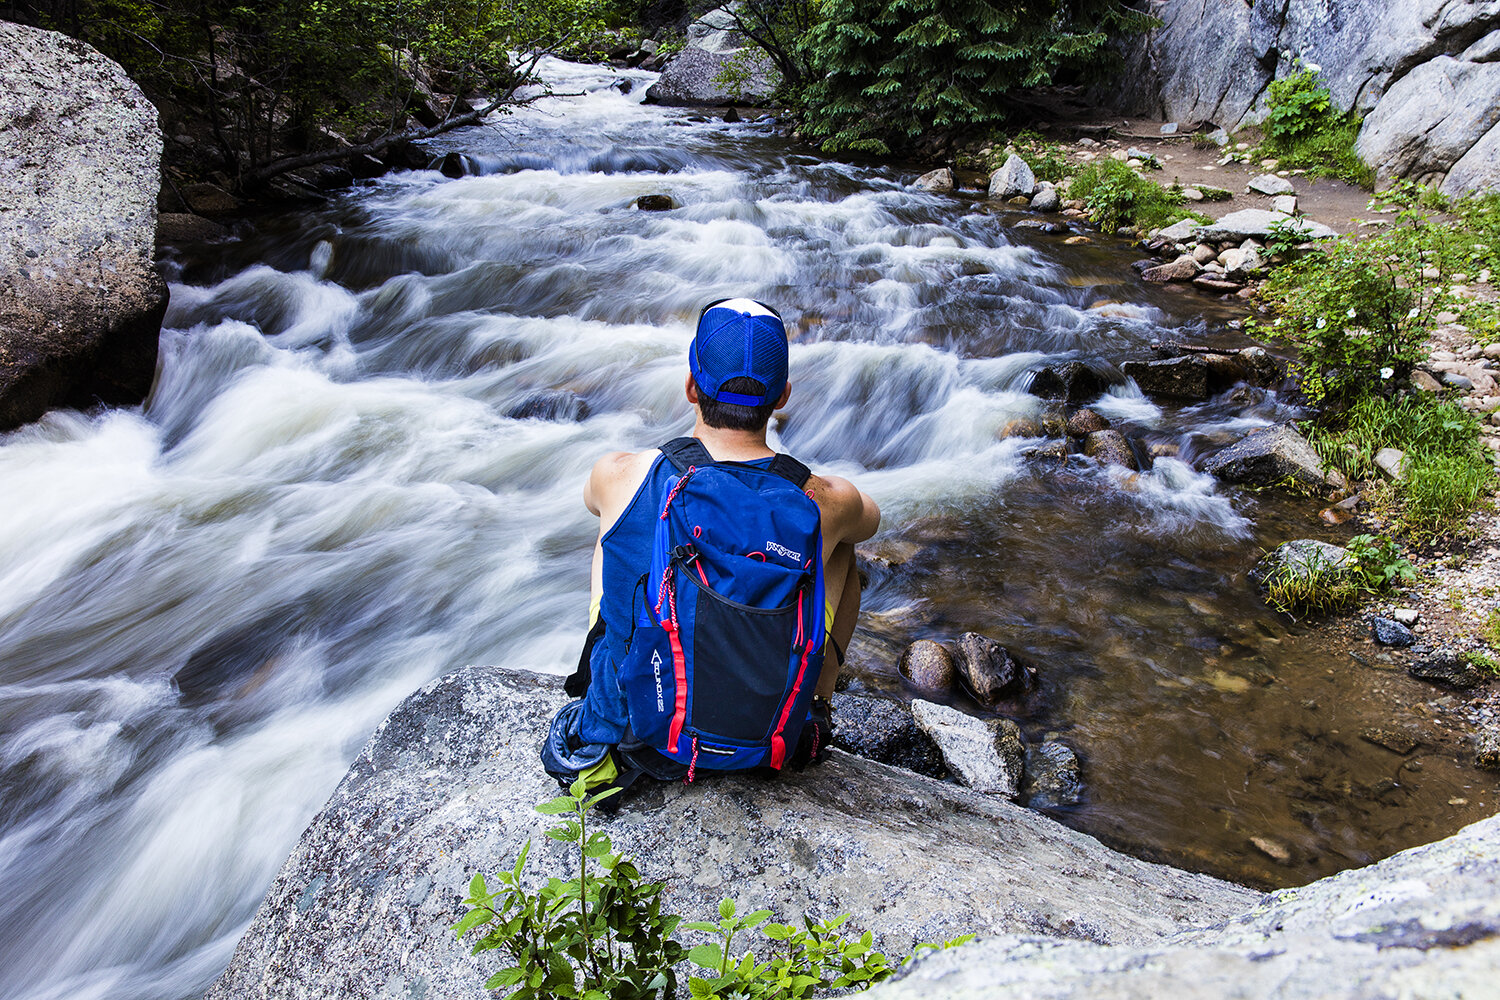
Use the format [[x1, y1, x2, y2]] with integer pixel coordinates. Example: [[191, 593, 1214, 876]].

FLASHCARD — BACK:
[[618, 438, 826, 776]]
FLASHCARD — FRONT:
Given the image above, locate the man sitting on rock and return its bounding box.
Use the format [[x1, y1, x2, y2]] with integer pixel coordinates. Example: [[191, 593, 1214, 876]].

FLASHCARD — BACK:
[[548, 298, 880, 784]]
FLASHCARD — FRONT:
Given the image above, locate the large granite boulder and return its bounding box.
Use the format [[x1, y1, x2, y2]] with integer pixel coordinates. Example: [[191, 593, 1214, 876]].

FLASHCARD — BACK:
[[644, 5, 780, 105], [205, 665, 1256, 999], [866, 811, 1500, 999], [0, 22, 166, 431], [1110, 0, 1500, 193]]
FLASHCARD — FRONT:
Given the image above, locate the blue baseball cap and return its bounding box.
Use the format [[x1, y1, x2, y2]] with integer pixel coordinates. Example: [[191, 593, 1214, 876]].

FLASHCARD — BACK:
[[690, 298, 789, 407]]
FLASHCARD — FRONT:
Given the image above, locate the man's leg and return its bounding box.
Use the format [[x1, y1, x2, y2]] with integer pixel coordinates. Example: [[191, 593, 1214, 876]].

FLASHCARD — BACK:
[[816, 541, 862, 699]]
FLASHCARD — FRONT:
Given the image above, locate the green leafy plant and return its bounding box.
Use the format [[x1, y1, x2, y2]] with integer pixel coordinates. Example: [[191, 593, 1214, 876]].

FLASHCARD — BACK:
[[1344, 534, 1417, 592], [1067, 159, 1207, 231], [457, 784, 970, 999], [1255, 62, 1373, 186], [1464, 650, 1500, 678], [455, 780, 683, 999]]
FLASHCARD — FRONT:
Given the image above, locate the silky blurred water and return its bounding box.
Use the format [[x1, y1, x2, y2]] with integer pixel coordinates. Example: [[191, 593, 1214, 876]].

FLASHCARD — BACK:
[[1, 58, 1493, 1000]]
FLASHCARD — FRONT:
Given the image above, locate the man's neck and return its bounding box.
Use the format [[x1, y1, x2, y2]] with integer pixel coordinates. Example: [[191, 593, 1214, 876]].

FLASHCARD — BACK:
[[690, 418, 775, 461]]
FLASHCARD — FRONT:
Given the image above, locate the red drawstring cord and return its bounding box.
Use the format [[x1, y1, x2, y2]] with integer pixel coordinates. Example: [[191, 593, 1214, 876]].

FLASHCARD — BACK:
[[685, 737, 699, 784], [659, 467, 696, 519]]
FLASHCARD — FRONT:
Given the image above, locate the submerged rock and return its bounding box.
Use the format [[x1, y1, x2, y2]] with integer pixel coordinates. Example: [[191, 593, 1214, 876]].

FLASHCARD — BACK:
[[1408, 649, 1488, 689], [954, 632, 1037, 706], [1066, 408, 1110, 436], [910, 699, 1026, 797], [505, 390, 589, 422], [204, 666, 1255, 999], [1082, 429, 1139, 471]]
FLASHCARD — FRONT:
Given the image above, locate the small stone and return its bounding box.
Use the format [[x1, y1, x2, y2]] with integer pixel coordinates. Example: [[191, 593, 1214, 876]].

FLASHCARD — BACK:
[[911, 167, 954, 192], [910, 700, 1026, 797], [1272, 194, 1297, 215], [1443, 372, 1474, 391], [1391, 608, 1419, 625], [1063, 235, 1091, 245], [1247, 174, 1294, 196], [1371, 617, 1415, 647], [635, 194, 677, 211], [1485, 343, 1500, 359], [1250, 835, 1292, 864], [1030, 186, 1061, 212], [1409, 650, 1487, 689], [1422, 266, 1441, 280], [1083, 429, 1139, 469], [1412, 369, 1444, 392], [1192, 243, 1218, 264], [1182, 187, 1205, 201], [898, 639, 957, 693], [1374, 447, 1407, 481], [1361, 728, 1418, 755]]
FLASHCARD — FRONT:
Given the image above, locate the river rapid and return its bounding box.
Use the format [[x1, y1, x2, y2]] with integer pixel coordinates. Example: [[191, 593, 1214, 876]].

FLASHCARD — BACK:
[[2, 59, 1495, 1000]]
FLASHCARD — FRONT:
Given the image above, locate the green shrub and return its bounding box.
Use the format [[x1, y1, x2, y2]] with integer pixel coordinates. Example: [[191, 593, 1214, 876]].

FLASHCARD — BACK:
[[1344, 534, 1418, 592], [456, 782, 969, 999], [1464, 650, 1500, 678], [1256, 64, 1373, 186], [797, 0, 1156, 154], [1260, 547, 1360, 616], [1067, 159, 1207, 231], [1011, 131, 1070, 183]]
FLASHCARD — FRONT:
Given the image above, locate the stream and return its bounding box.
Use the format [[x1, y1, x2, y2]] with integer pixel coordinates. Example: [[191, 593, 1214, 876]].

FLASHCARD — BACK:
[[2, 58, 1495, 1000]]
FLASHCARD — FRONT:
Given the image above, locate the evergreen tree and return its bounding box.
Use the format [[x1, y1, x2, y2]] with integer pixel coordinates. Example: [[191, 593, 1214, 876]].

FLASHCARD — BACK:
[[799, 0, 1154, 154]]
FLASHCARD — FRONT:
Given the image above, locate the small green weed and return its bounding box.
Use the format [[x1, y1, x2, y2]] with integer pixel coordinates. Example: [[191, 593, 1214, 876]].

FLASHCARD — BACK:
[[1464, 650, 1500, 677], [1256, 63, 1374, 186], [1345, 534, 1418, 592], [1448, 587, 1467, 610], [1484, 608, 1500, 648], [456, 782, 969, 999], [1068, 159, 1208, 232]]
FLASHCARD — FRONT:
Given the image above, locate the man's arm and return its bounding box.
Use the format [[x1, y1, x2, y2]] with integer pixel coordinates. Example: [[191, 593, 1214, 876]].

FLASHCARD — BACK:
[[811, 473, 880, 551]]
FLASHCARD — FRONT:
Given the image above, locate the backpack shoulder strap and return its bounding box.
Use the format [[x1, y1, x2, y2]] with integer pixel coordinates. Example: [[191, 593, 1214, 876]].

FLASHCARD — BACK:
[[660, 437, 714, 472], [767, 453, 811, 488]]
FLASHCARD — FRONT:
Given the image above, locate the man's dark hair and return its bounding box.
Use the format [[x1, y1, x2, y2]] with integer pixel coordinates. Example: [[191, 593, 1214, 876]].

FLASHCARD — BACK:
[[697, 376, 777, 431]]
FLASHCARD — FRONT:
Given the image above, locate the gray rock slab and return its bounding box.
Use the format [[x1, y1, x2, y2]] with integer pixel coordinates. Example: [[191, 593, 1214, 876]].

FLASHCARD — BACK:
[[1156, 218, 1200, 242], [1202, 425, 1348, 490], [911, 167, 954, 192], [1123, 356, 1210, 400], [1357, 56, 1500, 188], [0, 22, 166, 431], [863, 812, 1500, 999], [205, 666, 1257, 1000], [909, 699, 1025, 797], [989, 154, 1036, 199], [1193, 210, 1336, 243], [1247, 174, 1295, 196]]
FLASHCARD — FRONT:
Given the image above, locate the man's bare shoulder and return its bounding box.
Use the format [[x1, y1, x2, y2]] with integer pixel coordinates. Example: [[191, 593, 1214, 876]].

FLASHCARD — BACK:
[[586, 448, 660, 516], [805, 470, 880, 545]]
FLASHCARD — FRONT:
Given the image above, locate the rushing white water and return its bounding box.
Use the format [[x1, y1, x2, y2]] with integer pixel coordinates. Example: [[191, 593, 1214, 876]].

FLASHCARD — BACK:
[[0, 57, 1378, 1000]]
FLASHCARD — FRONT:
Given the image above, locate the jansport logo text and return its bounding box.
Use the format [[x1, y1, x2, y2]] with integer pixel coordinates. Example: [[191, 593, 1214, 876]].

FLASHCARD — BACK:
[[766, 540, 802, 563]]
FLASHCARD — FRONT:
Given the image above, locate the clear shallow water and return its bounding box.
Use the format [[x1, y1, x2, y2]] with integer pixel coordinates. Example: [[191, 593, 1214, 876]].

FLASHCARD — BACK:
[[1, 58, 1493, 1000]]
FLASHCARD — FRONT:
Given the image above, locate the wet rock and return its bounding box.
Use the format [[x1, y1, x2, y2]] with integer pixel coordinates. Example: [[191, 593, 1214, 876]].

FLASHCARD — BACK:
[[997, 417, 1044, 440], [1194, 210, 1336, 243], [1066, 408, 1110, 436], [1028, 440, 1070, 462], [156, 212, 229, 244], [1083, 429, 1139, 470], [1408, 650, 1487, 689], [1477, 730, 1500, 771], [505, 390, 589, 422], [1021, 741, 1084, 809], [830, 693, 947, 779], [1, 22, 167, 432], [1361, 727, 1418, 755], [434, 151, 469, 178], [1249, 540, 1354, 588], [1025, 361, 1115, 404], [1200, 424, 1348, 490], [989, 154, 1036, 200], [1030, 186, 1061, 212], [1123, 356, 1209, 400], [1247, 174, 1295, 196], [1250, 835, 1293, 864], [912, 167, 954, 192], [635, 194, 677, 211], [1237, 346, 1284, 387], [1141, 256, 1200, 283], [1371, 617, 1416, 647], [1014, 219, 1067, 233], [910, 699, 1026, 797], [897, 639, 957, 694], [954, 632, 1037, 706]]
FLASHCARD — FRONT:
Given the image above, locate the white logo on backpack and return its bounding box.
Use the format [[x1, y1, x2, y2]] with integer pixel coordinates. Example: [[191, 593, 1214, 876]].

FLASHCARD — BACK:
[[651, 649, 664, 712], [766, 540, 802, 563]]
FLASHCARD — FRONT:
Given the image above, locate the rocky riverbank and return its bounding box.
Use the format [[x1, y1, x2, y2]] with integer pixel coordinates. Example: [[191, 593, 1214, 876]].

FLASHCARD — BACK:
[[205, 664, 1498, 1000]]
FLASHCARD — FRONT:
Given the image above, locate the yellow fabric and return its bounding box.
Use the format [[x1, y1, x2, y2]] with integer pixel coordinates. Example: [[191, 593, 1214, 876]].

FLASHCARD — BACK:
[[588, 591, 602, 628], [578, 754, 618, 790]]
